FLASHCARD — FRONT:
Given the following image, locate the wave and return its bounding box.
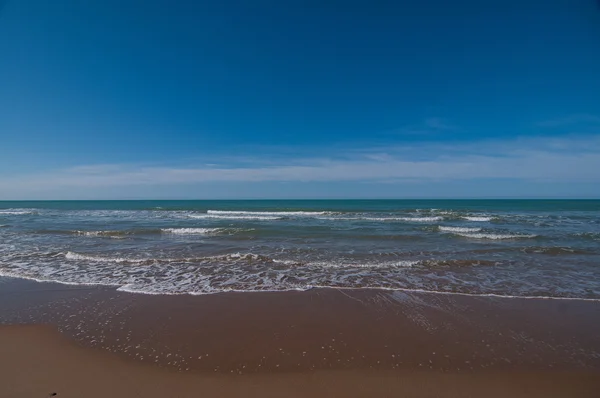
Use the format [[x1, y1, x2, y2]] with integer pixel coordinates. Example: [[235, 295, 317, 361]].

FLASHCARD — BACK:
[[572, 232, 600, 241], [318, 286, 600, 302], [454, 232, 537, 240], [75, 230, 143, 237], [195, 212, 443, 222], [3, 264, 598, 302], [520, 246, 594, 255], [110, 284, 599, 301], [207, 210, 333, 216], [0, 270, 121, 287], [388, 216, 443, 222], [0, 209, 36, 216], [438, 226, 482, 233], [319, 216, 443, 222], [189, 214, 283, 220], [65, 251, 150, 264], [319, 258, 496, 268], [72, 229, 160, 237], [63, 251, 281, 265], [462, 216, 493, 222], [3, 267, 597, 301], [62, 251, 492, 269], [423, 259, 498, 267], [352, 234, 423, 241], [34, 227, 246, 237], [1, 249, 597, 300], [313, 260, 420, 269], [161, 228, 223, 235]]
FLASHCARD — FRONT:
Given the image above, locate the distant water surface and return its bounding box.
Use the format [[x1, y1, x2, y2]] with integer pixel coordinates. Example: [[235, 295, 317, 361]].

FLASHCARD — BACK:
[[1, 200, 599, 299]]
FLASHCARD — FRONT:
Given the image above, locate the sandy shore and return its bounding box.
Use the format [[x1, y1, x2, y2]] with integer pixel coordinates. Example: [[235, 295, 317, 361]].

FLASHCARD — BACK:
[[3, 325, 600, 398], [1, 277, 600, 397]]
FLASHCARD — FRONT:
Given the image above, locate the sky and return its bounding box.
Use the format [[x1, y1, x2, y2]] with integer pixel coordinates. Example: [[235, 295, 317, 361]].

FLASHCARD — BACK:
[[1, 0, 600, 199]]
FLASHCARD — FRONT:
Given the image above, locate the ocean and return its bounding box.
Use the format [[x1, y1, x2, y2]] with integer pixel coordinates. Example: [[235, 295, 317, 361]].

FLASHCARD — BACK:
[[1, 200, 599, 299]]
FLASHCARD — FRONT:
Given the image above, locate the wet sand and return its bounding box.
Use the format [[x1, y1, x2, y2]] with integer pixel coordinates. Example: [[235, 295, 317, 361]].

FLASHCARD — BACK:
[[1, 277, 600, 397]]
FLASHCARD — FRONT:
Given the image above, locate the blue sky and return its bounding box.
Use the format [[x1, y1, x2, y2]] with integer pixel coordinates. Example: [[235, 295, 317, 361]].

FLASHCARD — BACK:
[[1, 0, 599, 199]]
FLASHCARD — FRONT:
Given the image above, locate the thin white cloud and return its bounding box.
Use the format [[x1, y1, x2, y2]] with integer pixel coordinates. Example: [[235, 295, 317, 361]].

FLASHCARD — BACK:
[[1, 134, 599, 199], [537, 114, 600, 128], [387, 117, 456, 136], [424, 117, 454, 130]]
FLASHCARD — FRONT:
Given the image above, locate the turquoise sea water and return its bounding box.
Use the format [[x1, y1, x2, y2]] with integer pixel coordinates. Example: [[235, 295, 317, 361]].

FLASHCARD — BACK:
[[1, 200, 599, 299]]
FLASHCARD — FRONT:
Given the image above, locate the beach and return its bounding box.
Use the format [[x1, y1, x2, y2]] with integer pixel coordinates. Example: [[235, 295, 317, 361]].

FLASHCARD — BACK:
[[4, 0, 600, 392], [1, 200, 600, 396], [1, 277, 600, 397]]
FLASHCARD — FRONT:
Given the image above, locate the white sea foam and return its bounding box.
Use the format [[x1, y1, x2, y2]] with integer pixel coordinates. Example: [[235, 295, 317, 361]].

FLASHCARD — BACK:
[[438, 226, 482, 233], [463, 216, 493, 222], [2, 201, 598, 302], [315, 260, 420, 268], [65, 251, 149, 264], [318, 216, 443, 222], [74, 228, 238, 237], [0, 209, 36, 215], [0, 270, 119, 287], [454, 232, 537, 240], [321, 286, 600, 302], [189, 214, 283, 220], [389, 216, 443, 222], [3, 266, 598, 301], [1, 249, 597, 301], [207, 210, 332, 216], [161, 228, 222, 235], [200, 212, 441, 222], [64, 251, 274, 265], [77, 231, 106, 237], [75, 230, 129, 237], [64, 250, 418, 269]]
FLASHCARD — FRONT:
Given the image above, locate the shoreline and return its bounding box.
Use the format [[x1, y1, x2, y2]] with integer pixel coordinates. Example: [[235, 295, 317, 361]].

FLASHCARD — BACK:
[[2, 276, 600, 396], [3, 273, 600, 302]]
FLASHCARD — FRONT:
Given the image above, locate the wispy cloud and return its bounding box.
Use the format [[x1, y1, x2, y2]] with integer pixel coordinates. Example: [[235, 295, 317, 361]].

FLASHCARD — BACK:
[[387, 117, 456, 136], [424, 117, 455, 130], [537, 114, 600, 128], [1, 134, 599, 199]]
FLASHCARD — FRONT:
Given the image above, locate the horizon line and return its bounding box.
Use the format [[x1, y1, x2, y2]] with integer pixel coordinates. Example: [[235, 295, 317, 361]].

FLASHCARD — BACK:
[[2, 197, 600, 202]]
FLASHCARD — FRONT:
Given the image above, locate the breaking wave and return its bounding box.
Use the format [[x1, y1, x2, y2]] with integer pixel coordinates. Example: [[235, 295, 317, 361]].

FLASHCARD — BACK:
[[454, 232, 537, 240], [319, 216, 443, 222], [438, 226, 482, 233], [63, 251, 274, 265], [463, 216, 493, 222], [31, 228, 251, 237], [207, 210, 333, 216], [0, 250, 596, 300], [161, 228, 224, 235], [2, 201, 599, 301], [0, 209, 37, 216], [519, 246, 594, 255], [65, 251, 150, 264], [189, 214, 283, 221], [74, 230, 145, 237]]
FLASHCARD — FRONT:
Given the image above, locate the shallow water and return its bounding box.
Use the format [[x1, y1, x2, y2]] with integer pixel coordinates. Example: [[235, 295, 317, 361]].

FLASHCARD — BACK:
[[1, 200, 599, 299]]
